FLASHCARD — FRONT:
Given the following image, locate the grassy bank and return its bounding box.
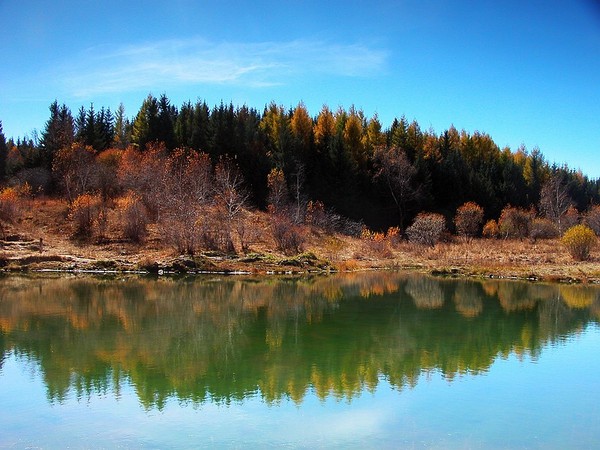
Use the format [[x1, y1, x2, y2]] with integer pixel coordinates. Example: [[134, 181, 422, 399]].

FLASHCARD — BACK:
[[1, 197, 599, 283]]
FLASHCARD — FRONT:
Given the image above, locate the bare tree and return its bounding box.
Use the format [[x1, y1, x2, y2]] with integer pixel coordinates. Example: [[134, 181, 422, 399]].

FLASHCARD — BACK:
[[160, 149, 214, 254], [291, 161, 307, 224], [214, 156, 250, 221], [373, 146, 421, 227], [213, 156, 250, 252], [539, 174, 573, 233]]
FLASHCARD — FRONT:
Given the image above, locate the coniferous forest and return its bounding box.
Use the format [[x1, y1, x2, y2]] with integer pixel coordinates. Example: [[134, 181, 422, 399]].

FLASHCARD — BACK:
[[1, 94, 599, 250]]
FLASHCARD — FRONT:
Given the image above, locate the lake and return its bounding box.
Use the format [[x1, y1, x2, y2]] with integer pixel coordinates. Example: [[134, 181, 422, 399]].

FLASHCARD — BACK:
[[0, 272, 599, 449]]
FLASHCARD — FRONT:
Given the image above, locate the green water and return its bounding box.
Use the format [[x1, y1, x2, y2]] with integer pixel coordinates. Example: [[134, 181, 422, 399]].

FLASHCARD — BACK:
[[0, 272, 599, 449]]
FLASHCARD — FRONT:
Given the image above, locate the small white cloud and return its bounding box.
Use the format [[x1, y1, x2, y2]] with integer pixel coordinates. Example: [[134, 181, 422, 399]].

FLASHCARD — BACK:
[[54, 37, 387, 98]]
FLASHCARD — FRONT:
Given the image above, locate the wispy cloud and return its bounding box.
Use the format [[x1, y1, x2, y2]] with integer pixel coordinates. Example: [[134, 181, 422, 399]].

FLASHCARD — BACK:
[[55, 38, 388, 97]]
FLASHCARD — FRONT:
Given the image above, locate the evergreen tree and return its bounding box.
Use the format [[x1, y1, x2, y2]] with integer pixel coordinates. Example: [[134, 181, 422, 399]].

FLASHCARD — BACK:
[[40, 101, 74, 168], [157, 94, 176, 150], [96, 107, 114, 151], [113, 103, 130, 149], [0, 121, 7, 180], [75, 106, 87, 143], [132, 95, 159, 150]]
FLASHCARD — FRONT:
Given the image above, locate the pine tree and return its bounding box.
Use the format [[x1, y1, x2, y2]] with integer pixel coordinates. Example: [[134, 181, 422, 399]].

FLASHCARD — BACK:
[[0, 121, 7, 180], [132, 95, 159, 150], [40, 101, 74, 168], [157, 94, 176, 150], [113, 103, 130, 149]]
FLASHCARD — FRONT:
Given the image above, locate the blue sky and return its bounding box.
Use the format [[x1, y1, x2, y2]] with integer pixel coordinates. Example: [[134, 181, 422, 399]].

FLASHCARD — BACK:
[[1, 0, 599, 176]]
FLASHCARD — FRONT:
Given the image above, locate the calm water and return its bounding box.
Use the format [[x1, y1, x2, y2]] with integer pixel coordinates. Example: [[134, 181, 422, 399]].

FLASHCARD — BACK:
[[0, 272, 599, 449]]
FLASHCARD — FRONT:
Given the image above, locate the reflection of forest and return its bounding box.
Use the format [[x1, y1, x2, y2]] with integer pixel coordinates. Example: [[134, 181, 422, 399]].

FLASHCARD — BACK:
[[0, 273, 597, 409]]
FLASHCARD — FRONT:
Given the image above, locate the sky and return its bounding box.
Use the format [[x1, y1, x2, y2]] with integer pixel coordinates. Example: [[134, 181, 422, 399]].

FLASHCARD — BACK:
[[1, 0, 599, 176]]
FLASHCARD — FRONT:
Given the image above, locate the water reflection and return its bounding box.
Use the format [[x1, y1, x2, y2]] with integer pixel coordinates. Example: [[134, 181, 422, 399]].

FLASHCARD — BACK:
[[0, 273, 597, 409]]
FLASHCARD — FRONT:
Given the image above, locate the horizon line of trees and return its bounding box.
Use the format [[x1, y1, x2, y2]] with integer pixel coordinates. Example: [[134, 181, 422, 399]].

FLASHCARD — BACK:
[[1, 94, 599, 233]]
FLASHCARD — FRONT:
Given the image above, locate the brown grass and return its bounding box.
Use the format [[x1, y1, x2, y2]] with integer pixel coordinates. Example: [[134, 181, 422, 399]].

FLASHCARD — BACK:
[[2, 197, 600, 282]]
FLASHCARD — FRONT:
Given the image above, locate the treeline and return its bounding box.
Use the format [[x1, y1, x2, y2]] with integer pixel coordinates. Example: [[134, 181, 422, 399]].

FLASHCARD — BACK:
[[1, 94, 599, 230]]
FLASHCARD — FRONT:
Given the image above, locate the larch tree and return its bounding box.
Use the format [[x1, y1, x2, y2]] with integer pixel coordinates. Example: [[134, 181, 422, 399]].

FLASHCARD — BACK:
[[314, 105, 335, 150], [290, 102, 313, 155]]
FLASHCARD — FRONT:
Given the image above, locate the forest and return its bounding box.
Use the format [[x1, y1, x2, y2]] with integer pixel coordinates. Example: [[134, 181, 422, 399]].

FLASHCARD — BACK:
[[0, 94, 599, 255]]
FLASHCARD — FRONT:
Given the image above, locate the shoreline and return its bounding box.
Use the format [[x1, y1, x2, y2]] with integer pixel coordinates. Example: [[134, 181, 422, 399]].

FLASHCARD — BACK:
[[3, 198, 600, 284], [2, 243, 599, 284]]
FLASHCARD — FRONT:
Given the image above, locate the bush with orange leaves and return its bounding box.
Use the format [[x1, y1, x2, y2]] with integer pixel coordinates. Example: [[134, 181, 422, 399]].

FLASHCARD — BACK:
[[0, 187, 21, 223], [117, 143, 168, 220], [482, 219, 499, 238], [360, 227, 391, 256], [69, 193, 104, 239], [271, 212, 304, 255], [117, 191, 149, 243], [0, 187, 23, 237], [498, 206, 534, 239], [454, 201, 484, 238]]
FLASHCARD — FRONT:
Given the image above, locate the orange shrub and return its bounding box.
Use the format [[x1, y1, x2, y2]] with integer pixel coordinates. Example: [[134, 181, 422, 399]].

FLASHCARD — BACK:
[[0, 187, 21, 223], [69, 193, 103, 238], [454, 201, 484, 238], [498, 206, 533, 239], [117, 191, 149, 243], [482, 219, 499, 238], [271, 214, 303, 255]]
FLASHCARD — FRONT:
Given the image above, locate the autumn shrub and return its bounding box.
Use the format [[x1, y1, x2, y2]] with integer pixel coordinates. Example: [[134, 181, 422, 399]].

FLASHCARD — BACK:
[[234, 211, 261, 254], [454, 201, 484, 238], [498, 206, 533, 239], [193, 208, 235, 254], [69, 193, 103, 239], [406, 213, 446, 246], [482, 219, 499, 238], [0, 187, 21, 224], [118, 144, 168, 220], [163, 215, 199, 255], [360, 227, 390, 256], [584, 205, 600, 236], [271, 214, 304, 255], [96, 148, 123, 200], [386, 226, 402, 248], [561, 224, 596, 261], [117, 192, 149, 243], [530, 217, 559, 240]]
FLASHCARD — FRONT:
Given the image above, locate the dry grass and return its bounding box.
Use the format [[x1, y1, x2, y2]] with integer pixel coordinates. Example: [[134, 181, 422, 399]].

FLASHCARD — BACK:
[[3, 197, 600, 281]]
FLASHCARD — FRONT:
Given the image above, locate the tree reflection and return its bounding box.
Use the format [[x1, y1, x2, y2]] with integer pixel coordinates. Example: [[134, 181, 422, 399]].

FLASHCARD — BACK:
[[0, 273, 596, 409]]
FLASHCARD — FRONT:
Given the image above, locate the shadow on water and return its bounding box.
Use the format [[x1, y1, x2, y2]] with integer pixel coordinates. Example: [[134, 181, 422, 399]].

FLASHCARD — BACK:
[[0, 272, 597, 409]]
